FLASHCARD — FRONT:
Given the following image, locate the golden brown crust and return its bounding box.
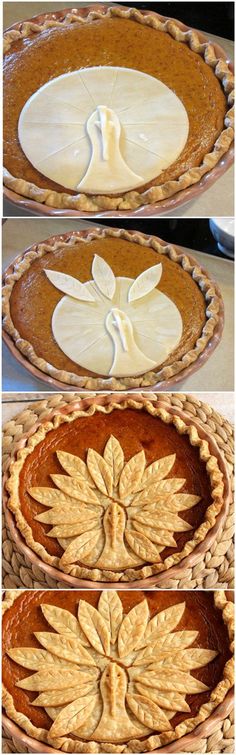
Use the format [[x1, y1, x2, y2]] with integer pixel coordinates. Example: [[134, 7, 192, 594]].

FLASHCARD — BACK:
[[3, 5, 234, 212], [2, 227, 222, 390], [5, 398, 225, 582], [2, 590, 234, 753]]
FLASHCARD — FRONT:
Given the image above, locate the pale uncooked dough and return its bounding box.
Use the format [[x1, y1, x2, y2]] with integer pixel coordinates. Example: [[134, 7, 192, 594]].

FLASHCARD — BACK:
[[18, 66, 189, 194]]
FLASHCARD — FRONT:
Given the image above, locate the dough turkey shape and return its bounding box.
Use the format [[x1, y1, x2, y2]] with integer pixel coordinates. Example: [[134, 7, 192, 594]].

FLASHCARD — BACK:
[[45, 255, 183, 377]]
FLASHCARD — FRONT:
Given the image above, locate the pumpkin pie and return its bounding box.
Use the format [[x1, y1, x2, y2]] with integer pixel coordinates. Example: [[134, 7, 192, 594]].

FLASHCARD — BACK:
[[5, 397, 227, 583], [2, 227, 223, 390], [3, 4, 234, 213], [2, 589, 234, 752]]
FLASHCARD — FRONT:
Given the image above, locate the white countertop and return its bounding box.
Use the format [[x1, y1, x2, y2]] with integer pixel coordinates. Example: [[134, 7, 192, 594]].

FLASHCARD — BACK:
[[2, 219, 234, 392], [2, 392, 234, 425], [3, 2, 234, 218]]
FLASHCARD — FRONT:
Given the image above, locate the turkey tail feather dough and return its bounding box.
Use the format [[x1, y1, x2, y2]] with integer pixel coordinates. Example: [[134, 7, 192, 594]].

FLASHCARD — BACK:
[[45, 256, 183, 378]]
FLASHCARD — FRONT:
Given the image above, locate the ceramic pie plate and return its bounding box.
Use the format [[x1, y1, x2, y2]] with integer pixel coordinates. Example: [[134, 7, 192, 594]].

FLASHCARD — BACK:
[[3, 4, 234, 218], [2, 228, 224, 392], [2, 589, 234, 753], [3, 392, 232, 589]]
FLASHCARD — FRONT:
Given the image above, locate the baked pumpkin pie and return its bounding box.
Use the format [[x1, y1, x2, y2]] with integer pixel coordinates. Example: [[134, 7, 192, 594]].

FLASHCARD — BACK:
[[5, 396, 227, 583], [3, 4, 234, 213], [2, 589, 234, 752], [2, 227, 223, 390]]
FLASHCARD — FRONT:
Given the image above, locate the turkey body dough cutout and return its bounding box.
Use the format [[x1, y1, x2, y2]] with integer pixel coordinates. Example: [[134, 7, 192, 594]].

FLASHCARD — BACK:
[[46, 257, 183, 378], [18, 66, 189, 194]]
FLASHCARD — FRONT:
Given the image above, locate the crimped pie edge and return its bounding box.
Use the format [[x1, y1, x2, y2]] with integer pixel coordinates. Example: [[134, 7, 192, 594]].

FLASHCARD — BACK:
[[5, 398, 225, 583], [2, 590, 234, 753], [3, 5, 234, 212], [2, 227, 222, 390]]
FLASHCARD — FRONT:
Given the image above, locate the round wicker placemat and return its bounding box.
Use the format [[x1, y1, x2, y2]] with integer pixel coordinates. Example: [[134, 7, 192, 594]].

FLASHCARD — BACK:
[[2, 392, 234, 590]]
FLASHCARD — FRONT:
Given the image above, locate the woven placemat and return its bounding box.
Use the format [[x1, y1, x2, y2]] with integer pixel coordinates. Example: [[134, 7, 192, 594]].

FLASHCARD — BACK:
[[2, 392, 234, 590]]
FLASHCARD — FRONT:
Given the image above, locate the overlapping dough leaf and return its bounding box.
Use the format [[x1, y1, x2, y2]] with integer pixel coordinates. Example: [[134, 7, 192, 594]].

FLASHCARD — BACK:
[[119, 450, 146, 501], [41, 604, 88, 644], [17, 667, 98, 691], [132, 521, 176, 547], [28, 487, 89, 508], [79, 601, 110, 655], [35, 506, 100, 525], [118, 599, 149, 658], [132, 511, 192, 533], [50, 693, 97, 737], [60, 528, 104, 567], [141, 493, 200, 514], [126, 693, 170, 731], [125, 530, 163, 563], [87, 448, 113, 496], [136, 670, 208, 694], [34, 633, 96, 666], [135, 683, 190, 712], [33, 682, 96, 708], [103, 435, 124, 488], [133, 630, 199, 665], [56, 451, 95, 487], [139, 454, 176, 489], [47, 519, 100, 538], [140, 603, 186, 645], [98, 590, 123, 644], [131, 478, 186, 507], [148, 648, 217, 672], [50, 474, 100, 504]]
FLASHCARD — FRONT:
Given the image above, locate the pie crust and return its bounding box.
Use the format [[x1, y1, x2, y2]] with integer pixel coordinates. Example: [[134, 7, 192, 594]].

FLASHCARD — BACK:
[[2, 227, 223, 390], [5, 397, 226, 583], [3, 5, 234, 212], [2, 590, 234, 753]]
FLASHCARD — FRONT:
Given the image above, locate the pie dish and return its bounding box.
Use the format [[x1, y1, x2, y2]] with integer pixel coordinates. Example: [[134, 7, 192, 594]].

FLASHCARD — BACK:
[[3, 4, 234, 214], [4, 394, 230, 585], [2, 589, 234, 753], [2, 227, 224, 391]]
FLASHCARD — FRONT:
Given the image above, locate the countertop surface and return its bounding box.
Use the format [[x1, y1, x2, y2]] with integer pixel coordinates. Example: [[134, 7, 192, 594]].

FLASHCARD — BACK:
[[2, 392, 234, 425], [3, 2, 234, 218], [2, 219, 234, 393]]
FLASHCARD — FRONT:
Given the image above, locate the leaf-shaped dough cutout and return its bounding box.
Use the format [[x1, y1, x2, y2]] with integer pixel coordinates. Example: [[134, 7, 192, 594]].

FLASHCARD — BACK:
[[35, 506, 100, 526], [98, 590, 123, 644], [103, 435, 124, 488], [33, 683, 96, 708], [132, 521, 176, 547], [41, 604, 82, 639], [133, 511, 192, 533], [126, 693, 170, 732], [8, 647, 53, 671], [133, 631, 199, 665], [50, 693, 97, 737], [140, 602, 186, 646], [50, 475, 101, 505], [135, 684, 190, 713], [128, 263, 162, 302], [118, 599, 149, 658], [142, 493, 201, 514], [28, 487, 88, 508], [136, 670, 208, 694], [139, 454, 176, 488], [45, 269, 95, 301], [17, 667, 98, 691], [119, 450, 146, 501], [56, 451, 95, 487], [148, 648, 217, 672], [78, 600, 110, 655], [47, 519, 100, 538], [60, 528, 103, 566], [92, 254, 116, 300], [87, 449, 113, 496], [125, 530, 163, 563], [131, 478, 186, 507], [34, 633, 96, 666]]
